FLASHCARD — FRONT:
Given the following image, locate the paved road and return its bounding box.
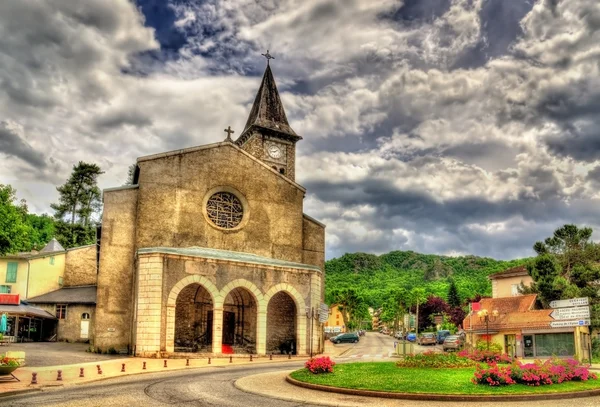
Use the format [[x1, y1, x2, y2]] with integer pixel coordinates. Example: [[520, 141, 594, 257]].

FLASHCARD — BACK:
[[2, 362, 314, 407], [333, 332, 438, 361]]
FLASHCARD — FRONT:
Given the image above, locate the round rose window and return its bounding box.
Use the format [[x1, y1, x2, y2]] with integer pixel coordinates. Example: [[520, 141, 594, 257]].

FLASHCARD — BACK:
[[205, 191, 244, 229]]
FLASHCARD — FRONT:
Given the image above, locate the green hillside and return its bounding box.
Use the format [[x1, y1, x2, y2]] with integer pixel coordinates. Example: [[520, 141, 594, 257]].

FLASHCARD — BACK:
[[325, 251, 529, 307]]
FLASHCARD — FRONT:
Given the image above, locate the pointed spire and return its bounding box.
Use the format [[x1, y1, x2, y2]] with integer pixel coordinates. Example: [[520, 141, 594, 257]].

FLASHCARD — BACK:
[[40, 238, 65, 253], [236, 56, 301, 146]]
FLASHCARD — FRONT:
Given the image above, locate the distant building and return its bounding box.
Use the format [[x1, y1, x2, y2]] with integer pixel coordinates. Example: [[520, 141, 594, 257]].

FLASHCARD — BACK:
[[465, 266, 591, 360], [488, 265, 533, 298], [324, 304, 346, 333], [0, 240, 98, 343]]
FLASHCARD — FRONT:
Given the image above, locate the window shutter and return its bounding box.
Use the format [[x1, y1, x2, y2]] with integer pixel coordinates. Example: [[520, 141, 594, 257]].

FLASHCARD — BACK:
[[6, 263, 18, 283]]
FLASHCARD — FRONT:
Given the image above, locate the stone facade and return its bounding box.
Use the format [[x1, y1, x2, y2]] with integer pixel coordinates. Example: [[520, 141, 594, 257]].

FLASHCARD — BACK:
[[64, 245, 97, 287], [96, 63, 325, 356], [37, 303, 95, 343]]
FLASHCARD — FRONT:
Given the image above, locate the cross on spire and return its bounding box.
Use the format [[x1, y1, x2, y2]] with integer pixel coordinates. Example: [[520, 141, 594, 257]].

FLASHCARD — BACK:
[[261, 50, 274, 65], [224, 126, 234, 142]]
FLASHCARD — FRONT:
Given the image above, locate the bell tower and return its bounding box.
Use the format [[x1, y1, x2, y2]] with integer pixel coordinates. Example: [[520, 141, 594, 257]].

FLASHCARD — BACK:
[[235, 51, 302, 181]]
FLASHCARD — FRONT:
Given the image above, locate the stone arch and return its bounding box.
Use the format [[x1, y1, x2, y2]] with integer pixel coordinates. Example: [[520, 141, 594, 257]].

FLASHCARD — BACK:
[[217, 279, 264, 354], [166, 275, 219, 353], [217, 279, 264, 309], [264, 283, 306, 311], [264, 283, 308, 355]]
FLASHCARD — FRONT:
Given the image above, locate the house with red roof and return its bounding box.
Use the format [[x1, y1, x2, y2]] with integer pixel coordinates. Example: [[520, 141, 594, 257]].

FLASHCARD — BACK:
[[463, 267, 591, 360]]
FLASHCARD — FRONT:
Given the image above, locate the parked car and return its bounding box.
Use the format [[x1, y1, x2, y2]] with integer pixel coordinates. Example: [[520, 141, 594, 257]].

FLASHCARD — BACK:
[[330, 332, 360, 344], [406, 333, 417, 342], [394, 331, 404, 339], [417, 332, 437, 346], [436, 330, 451, 344], [442, 335, 464, 351]]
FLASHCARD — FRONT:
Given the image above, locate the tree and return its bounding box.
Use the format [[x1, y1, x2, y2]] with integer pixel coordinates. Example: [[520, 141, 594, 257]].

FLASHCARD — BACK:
[[0, 184, 29, 255], [527, 224, 600, 326], [124, 163, 138, 185], [408, 288, 427, 334], [25, 213, 56, 250], [330, 288, 368, 330], [447, 279, 461, 308], [51, 162, 103, 247], [418, 295, 450, 331], [380, 289, 408, 333]]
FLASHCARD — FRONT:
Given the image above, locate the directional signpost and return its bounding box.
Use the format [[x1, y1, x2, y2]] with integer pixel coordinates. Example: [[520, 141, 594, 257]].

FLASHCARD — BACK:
[[549, 297, 589, 308], [549, 297, 590, 328], [550, 306, 590, 321], [550, 319, 591, 328], [318, 303, 329, 323]]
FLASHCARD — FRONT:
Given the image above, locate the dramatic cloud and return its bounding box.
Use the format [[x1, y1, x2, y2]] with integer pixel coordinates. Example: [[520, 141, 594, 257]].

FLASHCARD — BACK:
[[1, 0, 599, 260]]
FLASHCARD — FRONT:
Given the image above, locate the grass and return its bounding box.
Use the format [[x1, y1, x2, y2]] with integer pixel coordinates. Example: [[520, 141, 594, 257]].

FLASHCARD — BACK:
[[290, 362, 600, 395]]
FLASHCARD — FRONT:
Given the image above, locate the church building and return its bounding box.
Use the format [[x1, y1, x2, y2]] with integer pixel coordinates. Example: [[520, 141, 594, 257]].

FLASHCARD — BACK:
[[95, 57, 325, 357]]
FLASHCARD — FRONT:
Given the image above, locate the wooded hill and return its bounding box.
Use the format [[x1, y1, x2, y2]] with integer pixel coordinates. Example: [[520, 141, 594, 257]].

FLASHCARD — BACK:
[[324, 251, 528, 308]]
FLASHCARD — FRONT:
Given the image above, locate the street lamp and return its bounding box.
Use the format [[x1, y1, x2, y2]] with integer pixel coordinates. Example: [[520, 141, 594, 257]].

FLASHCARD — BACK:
[[477, 309, 499, 351]]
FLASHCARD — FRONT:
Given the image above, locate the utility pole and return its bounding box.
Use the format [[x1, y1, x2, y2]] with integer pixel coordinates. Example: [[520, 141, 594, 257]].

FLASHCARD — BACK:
[[415, 297, 419, 337]]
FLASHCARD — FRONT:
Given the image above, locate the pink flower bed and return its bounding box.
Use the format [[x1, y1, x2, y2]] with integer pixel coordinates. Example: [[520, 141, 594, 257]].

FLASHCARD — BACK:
[[305, 356, 336, 374], [472, 358, 597, 386]]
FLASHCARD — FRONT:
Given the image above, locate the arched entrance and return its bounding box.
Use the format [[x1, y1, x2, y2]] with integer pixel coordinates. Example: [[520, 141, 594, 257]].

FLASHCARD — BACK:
[[222, 287, 257, 353], [174, 283, 213, 352], [267, 291, 297, 354]]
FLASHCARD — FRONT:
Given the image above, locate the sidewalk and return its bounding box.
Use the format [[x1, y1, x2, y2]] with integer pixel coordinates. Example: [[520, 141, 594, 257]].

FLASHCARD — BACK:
[[0, 354, 301, 397]]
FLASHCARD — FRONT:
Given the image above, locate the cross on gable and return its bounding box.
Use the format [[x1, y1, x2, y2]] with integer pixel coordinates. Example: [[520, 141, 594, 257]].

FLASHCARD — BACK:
[[224, 126, 234, 142]]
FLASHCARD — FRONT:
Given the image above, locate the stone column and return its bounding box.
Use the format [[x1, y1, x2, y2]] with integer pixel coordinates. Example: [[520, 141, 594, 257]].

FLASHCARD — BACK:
[[212, 307, 223, 354], [256, 310, 267, 355], [135, 255, 163, 355], [296, 311, 307, 355]]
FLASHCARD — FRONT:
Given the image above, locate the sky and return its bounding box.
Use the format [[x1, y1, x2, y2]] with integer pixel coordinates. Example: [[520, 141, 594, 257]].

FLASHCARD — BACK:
[[1, 0, 600, 260]]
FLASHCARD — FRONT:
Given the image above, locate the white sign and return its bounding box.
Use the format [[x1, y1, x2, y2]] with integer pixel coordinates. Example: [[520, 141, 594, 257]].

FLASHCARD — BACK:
[[549, 297, 589, 308], [549, 319, 590, 328], [318, 303, 330, 323], [550, 306, 590, 320]]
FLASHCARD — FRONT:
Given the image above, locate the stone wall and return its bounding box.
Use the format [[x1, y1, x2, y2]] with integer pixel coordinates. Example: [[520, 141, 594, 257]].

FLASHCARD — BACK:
[[135, 143, 306, 263], [266, 291, 296, 353], [95, 186, 138, 351], [36, 304, 95, 343], [65, 245, 97, 286]]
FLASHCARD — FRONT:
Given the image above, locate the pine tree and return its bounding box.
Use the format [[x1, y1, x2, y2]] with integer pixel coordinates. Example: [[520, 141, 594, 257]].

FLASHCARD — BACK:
[[51, 162, 103, 247], [447, 279, 461, 308]]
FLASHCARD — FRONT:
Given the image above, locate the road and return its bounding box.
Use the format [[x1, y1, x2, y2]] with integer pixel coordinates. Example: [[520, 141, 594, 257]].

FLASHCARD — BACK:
[[2, 362, 313, 407], [333, 331, 439, 361]]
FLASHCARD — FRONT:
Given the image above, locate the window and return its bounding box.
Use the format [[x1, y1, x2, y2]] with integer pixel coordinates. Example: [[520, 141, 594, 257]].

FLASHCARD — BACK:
[[511, 284, 520, 296], [279, 168, 285, 175], [81, 313, 90, 320], [5, 262, 17, 283], [206, 192, 244, 229], [56, 304, 67, 319], [0, 285, 11, 293], [49, 256, 55, 265], [58, 276, 63, 287], [534, 333, 575, 357]]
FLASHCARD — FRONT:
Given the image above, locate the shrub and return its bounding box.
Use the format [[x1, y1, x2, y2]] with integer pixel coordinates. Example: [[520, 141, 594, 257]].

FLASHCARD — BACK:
[[305, 356, 335, 374], [475, 340, 503, 353], [396, 351, 476, 368], [458, 349, 513, 364], [0, 355, 20, 367], [472, 358, 597, 386], [108, 347, 118, 355]]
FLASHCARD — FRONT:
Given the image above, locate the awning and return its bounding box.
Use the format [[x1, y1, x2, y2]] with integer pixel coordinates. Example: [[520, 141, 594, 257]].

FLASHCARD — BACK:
[[0, 303, 57, 319]]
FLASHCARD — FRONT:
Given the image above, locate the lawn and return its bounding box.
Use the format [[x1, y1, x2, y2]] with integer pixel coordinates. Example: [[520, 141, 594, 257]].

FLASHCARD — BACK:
[[290, 362, 600, 395]]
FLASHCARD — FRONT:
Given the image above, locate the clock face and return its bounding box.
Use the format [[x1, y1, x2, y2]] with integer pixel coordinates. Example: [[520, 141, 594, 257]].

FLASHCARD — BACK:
[[267, 144, 283, 159]]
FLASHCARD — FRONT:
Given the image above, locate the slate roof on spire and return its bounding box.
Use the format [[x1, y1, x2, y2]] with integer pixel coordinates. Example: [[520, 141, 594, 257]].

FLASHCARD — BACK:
[[40, 238, 65, 253], [236, 64, 301, 145]]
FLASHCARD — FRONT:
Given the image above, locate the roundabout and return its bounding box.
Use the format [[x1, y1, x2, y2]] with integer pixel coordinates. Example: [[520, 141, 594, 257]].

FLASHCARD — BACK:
[[284, 361, 600, 402]]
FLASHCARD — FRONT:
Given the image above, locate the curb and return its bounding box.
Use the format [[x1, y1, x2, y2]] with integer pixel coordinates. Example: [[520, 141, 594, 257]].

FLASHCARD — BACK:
[[0, 358, 302, 398], [285, 374, 600, 402]]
